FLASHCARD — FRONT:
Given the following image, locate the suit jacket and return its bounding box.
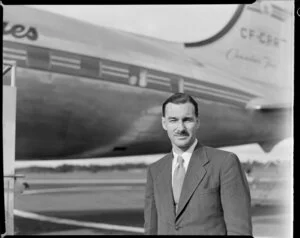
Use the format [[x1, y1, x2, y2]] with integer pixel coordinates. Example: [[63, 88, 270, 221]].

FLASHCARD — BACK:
[[144, 143, 252, 235]]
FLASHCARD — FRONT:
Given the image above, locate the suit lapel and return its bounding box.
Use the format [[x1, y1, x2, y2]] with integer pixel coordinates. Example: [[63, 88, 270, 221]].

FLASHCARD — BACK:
[[176, 144, 209, 220], [156, 153, 176, 221]]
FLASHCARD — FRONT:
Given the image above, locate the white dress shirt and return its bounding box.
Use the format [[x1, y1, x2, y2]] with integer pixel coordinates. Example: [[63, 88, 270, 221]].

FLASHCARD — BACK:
[[172, 139, 198, 185]]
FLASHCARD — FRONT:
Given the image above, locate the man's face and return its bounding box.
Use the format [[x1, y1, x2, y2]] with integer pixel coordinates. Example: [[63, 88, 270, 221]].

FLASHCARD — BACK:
[[162, 102, 199, 152]]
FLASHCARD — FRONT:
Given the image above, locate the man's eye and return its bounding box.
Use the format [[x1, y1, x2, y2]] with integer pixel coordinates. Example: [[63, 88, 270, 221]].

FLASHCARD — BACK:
[[185, 118, 193, 122]]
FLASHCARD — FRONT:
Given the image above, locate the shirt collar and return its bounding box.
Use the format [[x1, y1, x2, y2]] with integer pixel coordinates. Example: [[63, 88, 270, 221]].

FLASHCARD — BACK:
[[172, 139, 198, 164]]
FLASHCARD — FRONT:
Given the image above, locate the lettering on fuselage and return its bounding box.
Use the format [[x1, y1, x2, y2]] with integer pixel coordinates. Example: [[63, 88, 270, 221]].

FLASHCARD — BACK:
[[226, 48, 277, 69], [3, 21, 38, 41], [246, 0, 290, 23], [240, 27, 286, 48]]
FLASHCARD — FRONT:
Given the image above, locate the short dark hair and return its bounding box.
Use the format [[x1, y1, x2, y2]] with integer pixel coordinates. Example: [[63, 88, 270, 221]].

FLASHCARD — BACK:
[[162, 93, 198, 117]]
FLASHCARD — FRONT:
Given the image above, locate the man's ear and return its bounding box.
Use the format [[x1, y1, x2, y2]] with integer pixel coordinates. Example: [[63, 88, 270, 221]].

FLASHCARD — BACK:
[[162, 117, 167, 131]]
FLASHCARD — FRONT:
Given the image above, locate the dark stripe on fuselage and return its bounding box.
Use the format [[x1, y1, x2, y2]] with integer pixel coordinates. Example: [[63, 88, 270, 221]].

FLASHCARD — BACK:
[[3, 40, 255, 106]]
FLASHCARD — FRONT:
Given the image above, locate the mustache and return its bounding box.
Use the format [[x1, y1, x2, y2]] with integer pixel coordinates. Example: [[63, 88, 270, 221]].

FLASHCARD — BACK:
[[174, 131, 189, 136]]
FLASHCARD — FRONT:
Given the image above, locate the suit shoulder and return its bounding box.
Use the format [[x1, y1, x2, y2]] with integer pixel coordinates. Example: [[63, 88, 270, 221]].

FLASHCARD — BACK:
[[148, 153, 170, 171], [203, 146, 237, 163], [147, 154, 171, 179]]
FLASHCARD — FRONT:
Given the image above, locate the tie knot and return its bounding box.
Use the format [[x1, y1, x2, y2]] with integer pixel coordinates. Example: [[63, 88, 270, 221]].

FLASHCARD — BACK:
[[177, 156, 184, 165]]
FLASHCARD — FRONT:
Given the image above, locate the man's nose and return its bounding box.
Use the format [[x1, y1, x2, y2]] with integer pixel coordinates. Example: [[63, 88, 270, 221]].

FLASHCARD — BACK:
[[176, 121, 185, 131]]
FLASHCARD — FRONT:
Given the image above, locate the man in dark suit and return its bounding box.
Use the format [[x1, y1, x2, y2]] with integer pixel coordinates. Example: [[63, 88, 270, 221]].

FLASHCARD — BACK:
[[144, 93, 252, 235]]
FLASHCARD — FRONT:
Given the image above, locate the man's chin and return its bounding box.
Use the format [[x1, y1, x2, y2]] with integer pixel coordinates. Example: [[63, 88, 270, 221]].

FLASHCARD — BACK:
[[174, 139, 192, 150]]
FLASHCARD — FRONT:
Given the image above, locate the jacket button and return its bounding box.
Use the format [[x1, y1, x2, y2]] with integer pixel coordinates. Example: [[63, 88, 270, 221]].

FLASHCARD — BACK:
[[175, 225, 179, 230]]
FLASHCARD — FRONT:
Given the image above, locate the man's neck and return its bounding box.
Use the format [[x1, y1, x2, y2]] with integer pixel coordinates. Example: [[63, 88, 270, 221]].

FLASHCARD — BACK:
[[172, 139, 197, 155]]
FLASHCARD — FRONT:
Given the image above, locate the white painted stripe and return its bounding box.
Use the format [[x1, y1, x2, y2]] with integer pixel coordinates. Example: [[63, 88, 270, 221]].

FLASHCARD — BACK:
[[102, 68, 129, 76], [51, 61, 81, 70], [50, 55, 80, 64], [52, 59, 81, 67], [185, 82, 250, 100], [147, 78, 170, 87], [3, 53, 27, 61], [184, 85, 248, 103], [14, 209, 144, 233], [194, 97, 239, 108], [252, 214, 290, 221], [3, 47, 27, 55], [23, 186, 139, 195], [24, 179, 146, 184], [147, 74, 170, 82], [102, 70, 128, 78], [255, 178, 288, 182], [188, 88, 248, 103], [185, 82, 249, 99], [102, 65, 129, 73], [255, 237, 273, 238]]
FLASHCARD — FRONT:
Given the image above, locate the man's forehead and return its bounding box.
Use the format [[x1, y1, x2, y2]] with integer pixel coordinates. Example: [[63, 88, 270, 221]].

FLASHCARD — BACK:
[[165, 102, 196, 115]]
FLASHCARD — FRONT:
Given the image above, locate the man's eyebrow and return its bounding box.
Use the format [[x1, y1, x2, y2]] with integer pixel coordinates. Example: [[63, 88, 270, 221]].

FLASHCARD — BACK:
[[167, 116, 177, 119], [183, 116, 194, 119]]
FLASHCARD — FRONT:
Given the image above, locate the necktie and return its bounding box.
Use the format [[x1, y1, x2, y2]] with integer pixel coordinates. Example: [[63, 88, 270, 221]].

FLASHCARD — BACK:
[[172, 156, 186, 213]]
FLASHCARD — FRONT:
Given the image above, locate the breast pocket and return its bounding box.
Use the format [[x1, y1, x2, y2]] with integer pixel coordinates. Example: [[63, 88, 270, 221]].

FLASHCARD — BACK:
[[196, 186, 221, 213], [184, 186, 222, 222], [198, 186, 220, 195]]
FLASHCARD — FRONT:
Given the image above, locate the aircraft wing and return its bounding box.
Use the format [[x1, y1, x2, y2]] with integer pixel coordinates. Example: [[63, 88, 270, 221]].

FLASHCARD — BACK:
[[246, 97, 293, 110]]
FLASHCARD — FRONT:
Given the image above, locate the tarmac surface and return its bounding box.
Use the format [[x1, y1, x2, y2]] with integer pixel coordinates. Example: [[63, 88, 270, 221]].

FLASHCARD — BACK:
[[13, 170, 292, 237]]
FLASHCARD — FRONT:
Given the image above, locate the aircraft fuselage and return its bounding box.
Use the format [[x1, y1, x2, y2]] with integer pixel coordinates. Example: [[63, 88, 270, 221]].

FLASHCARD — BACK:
[[3, 40, 291, 160]]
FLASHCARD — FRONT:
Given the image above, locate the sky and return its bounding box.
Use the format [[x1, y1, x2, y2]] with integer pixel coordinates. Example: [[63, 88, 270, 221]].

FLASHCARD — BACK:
[[14, 4, 293, 168], [29, 5, 238, 42]]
